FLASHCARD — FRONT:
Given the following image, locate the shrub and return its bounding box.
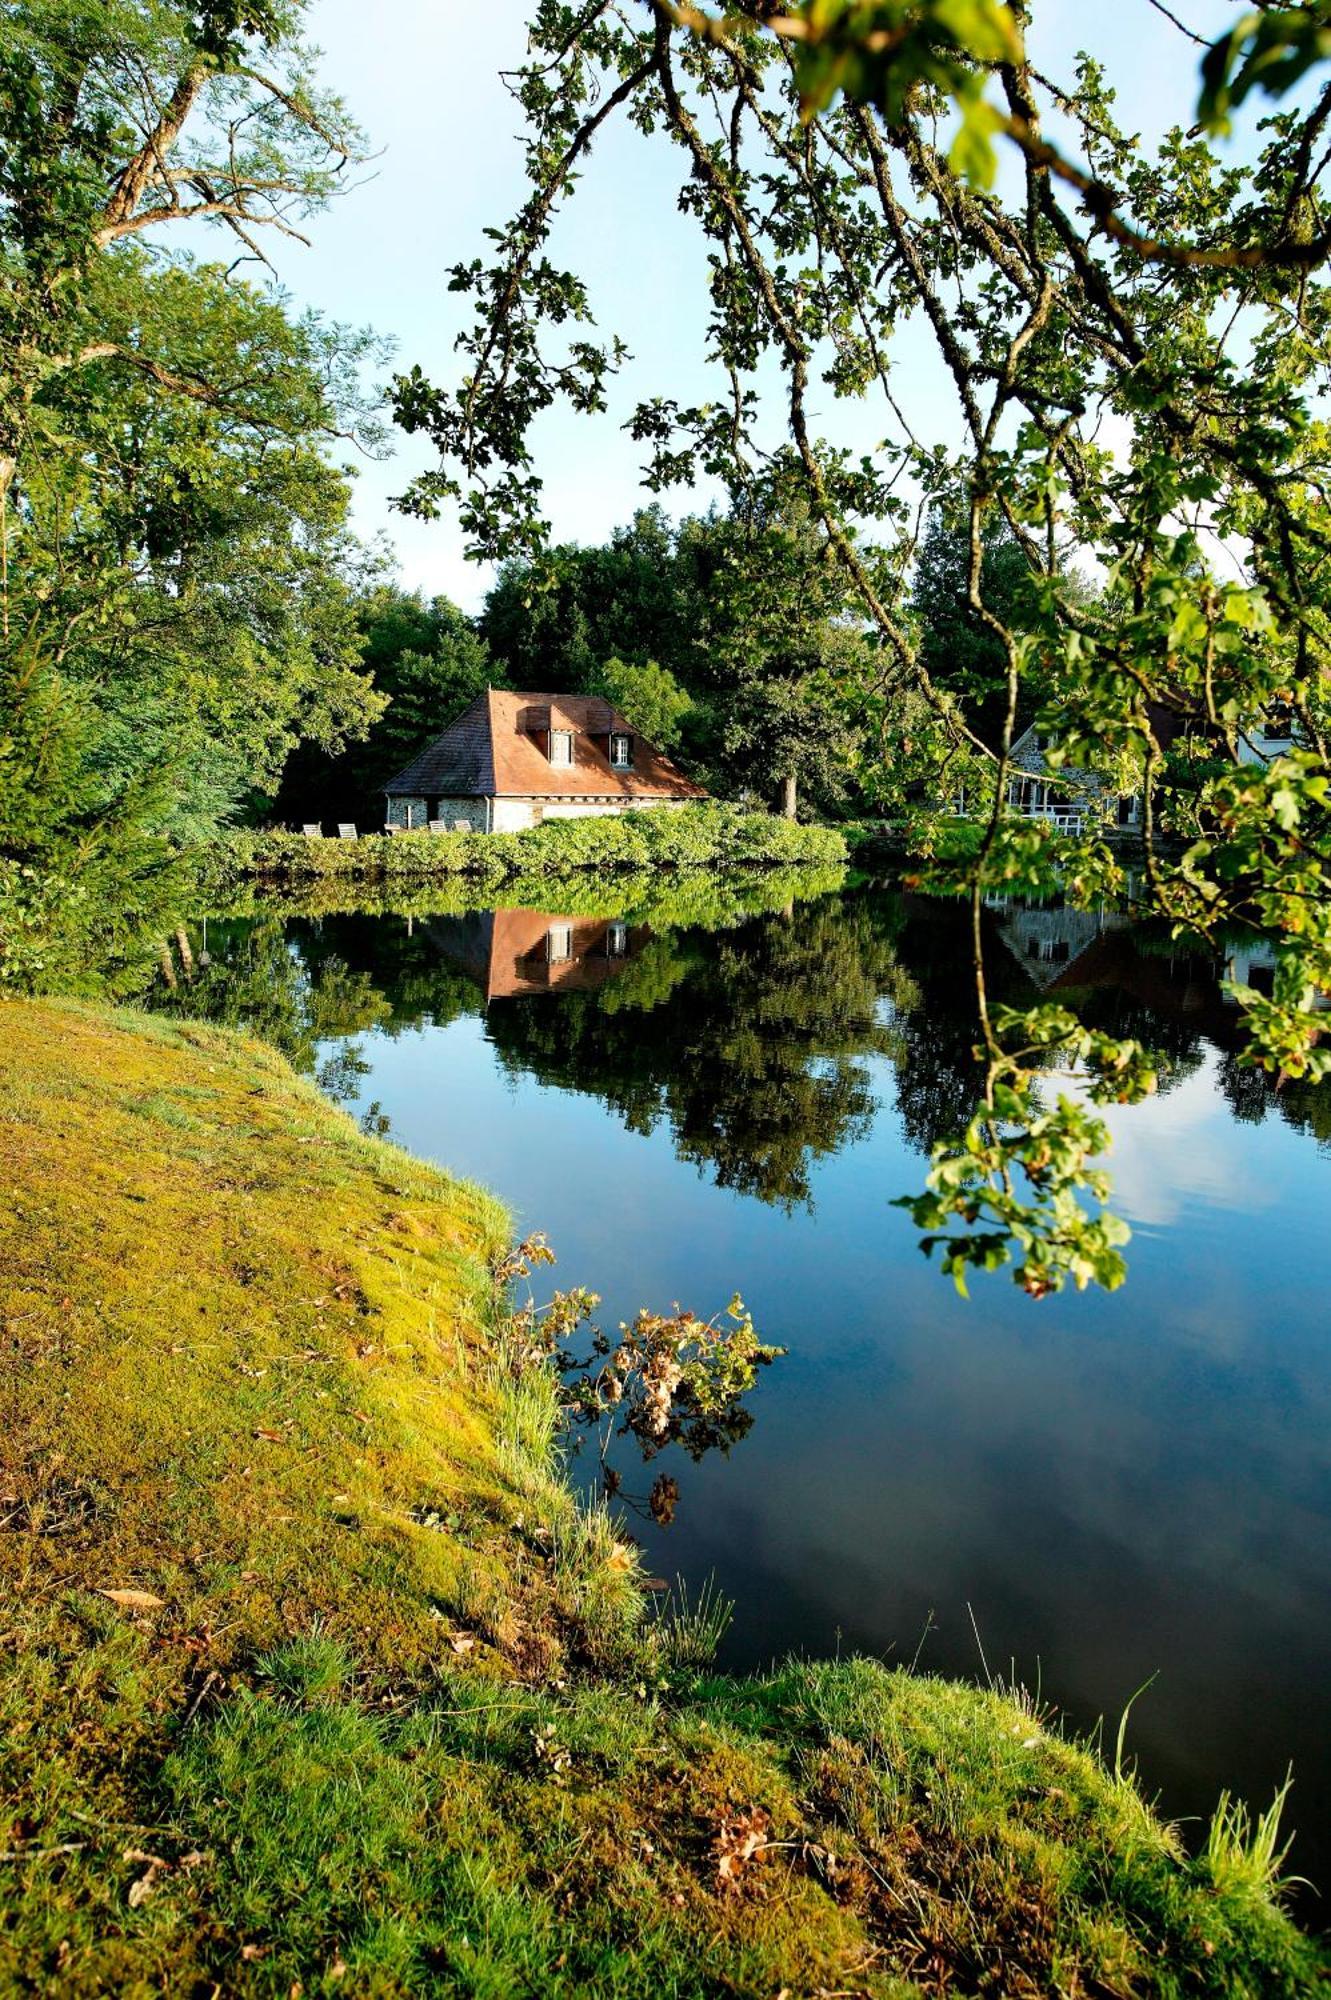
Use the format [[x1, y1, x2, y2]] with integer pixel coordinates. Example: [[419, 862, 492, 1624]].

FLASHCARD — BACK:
[[214, 805, 846, 885]]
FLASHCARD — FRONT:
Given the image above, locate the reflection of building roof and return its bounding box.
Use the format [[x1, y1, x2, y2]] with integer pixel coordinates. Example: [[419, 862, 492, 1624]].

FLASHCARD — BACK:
[[426, 908, 648, 1001], [992, 910, 1248, 1045], [988, 900, 1129, 989], [1041, 928, 1253, 1044], [385, 690, 707, 801]]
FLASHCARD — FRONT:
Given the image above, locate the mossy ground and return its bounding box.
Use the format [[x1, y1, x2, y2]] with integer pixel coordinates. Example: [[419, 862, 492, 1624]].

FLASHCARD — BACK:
[[1, 1000, 1324, 1996]]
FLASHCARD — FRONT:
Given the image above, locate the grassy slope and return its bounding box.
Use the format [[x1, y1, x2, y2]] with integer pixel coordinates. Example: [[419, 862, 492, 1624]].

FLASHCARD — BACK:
[[0, 1000, 1323, 1998]]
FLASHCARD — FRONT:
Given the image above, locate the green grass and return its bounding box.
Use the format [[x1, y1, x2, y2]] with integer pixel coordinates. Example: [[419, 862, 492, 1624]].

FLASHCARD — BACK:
[[0, 998, 1324, 1995]]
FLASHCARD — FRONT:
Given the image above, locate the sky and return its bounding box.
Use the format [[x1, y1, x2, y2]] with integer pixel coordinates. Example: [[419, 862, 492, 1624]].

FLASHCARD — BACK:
[[268, 0, 1248, 612]]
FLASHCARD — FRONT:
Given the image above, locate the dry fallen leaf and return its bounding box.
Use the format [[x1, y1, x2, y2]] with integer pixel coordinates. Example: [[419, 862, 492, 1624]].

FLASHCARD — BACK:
[[99, 1589, 165, 1612], [713, 1805, 771, 1891], [447, 1632, 475, 1655], [604, 1542, 635, 1574], [253, 1428, 285, 1444], [124, 1849, 169, 1908]]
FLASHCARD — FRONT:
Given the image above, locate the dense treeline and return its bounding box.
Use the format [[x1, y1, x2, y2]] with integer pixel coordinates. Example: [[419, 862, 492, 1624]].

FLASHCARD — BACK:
[[0, 0, 384, 983], [275, 478, 893, 831], [0, 1, 1037, 988]]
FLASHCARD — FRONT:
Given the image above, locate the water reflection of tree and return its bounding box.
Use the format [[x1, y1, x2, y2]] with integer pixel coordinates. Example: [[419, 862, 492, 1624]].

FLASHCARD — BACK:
[[147, 916, 393, 1080], [1218, 1050, 1331, 1151], [150, 888, 1331, 1215], [293, 915, 478, 1039], [485, 896, 915, 1207]]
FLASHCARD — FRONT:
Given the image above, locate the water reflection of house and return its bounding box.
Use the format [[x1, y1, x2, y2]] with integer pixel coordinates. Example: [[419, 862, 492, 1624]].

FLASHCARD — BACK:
[[1224, 935, 1331, 1013], [987, 894, 1132, 989], [990, 893, 1331, 1044], [426, 908, 646, 1002]]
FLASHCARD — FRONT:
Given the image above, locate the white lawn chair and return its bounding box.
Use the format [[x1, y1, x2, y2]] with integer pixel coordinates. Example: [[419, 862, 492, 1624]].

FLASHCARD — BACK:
[[337, 822, 357, 840], [452, 819, 472, 833], [428, 817, 448, 834], [301, 822, 323, 838]]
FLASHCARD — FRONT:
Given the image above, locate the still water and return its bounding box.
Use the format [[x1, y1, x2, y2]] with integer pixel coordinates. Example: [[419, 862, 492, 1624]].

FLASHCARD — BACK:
[[186, 878, 1331, 1886]]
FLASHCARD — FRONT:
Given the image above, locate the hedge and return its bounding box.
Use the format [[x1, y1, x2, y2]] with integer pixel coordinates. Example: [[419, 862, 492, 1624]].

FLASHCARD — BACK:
[[214, 804, 847, 884]]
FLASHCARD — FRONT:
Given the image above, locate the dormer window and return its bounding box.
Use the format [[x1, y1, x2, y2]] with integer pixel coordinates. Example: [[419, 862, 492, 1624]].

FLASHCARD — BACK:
[[609, 731, 632, 769], [549, 730, 574, 766]]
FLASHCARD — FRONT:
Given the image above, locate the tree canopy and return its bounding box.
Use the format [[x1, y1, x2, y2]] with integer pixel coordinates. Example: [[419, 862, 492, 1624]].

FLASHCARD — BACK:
[[391, 0, 1331, 1295], [1, 0, 384, 971]]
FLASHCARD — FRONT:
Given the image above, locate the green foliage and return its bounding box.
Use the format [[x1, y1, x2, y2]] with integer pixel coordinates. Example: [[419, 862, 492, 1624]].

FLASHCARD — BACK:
[[0, 637, 185, 992], [480, 507, 683, 689], [219, 804, 848, 884], [10, 251, 386, 837], [783, 0, 1022, 185], [1, 0, 383, 908], [1200, 5, 1331, 135], [591, 655, 693, 752], [910, 504, 1065, 750], [272, 586, 500, 828], [398, 0, 1331, 1292], [895, 1003, 1162, 1298], [672, 466, 875, 817], [475, 494, 877, 813]]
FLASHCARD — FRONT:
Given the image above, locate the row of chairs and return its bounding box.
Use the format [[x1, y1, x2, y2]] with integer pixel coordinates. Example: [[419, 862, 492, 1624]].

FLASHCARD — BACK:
[[299, 820, 474, 838]]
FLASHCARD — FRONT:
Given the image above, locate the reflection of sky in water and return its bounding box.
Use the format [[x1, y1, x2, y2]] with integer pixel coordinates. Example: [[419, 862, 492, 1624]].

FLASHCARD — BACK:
[[1082, 1056, 1286, 1228], [311, 901, 1331, 1893]]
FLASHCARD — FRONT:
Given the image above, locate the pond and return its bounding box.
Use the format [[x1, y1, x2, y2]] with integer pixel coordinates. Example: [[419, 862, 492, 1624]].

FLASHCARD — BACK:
[[173, 874, 1331, 1890]]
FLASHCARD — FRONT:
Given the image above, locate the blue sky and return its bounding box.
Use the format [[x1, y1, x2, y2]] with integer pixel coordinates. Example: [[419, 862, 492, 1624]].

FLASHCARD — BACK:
[[278, 0, 1244, 611]]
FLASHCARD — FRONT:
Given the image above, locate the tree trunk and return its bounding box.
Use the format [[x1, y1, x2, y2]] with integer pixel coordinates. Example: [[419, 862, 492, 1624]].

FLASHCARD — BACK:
[[779, 771, 798, 820]]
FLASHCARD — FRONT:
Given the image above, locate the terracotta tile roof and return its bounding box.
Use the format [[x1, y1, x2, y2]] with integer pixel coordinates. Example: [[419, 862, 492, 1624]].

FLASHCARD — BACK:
[[385, 689, 707, 800], [426, 909, 649, 999]]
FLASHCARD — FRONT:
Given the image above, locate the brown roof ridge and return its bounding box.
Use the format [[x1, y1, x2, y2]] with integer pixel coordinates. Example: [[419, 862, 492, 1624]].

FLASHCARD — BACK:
[[385, 685, 707, 802]]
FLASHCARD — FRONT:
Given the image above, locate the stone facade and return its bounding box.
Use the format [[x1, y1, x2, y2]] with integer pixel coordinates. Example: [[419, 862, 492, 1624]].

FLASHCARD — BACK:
[[1006, 725, 1141, 834], [388, 793, 688, 833]]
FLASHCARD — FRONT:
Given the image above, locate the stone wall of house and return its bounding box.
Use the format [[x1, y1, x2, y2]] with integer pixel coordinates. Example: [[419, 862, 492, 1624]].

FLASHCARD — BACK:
[[387, 794, 689, 833], [431, 797, 490, 832]]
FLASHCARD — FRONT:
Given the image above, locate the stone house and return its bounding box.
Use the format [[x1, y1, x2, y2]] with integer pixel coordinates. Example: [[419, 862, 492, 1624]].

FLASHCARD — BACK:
[[1004, 723, 1141, 836], [383, 690, 706, 832], [1004, 702, 1302, 834]]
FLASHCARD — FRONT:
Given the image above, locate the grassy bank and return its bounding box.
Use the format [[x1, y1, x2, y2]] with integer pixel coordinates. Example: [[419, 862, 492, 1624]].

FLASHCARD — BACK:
[[1, 1000, 1323, 1996], [219, 803, 847, 885]]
